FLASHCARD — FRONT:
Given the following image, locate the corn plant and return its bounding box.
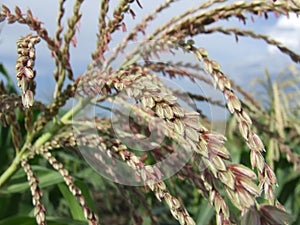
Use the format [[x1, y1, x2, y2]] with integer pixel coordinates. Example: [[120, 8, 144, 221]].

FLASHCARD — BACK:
[[226, 64, 300, 225], [0, 1, 299, 225]]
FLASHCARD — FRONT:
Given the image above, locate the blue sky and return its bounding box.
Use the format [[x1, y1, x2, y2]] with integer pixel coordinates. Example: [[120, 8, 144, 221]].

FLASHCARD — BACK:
[[0, 0, 299, 103]]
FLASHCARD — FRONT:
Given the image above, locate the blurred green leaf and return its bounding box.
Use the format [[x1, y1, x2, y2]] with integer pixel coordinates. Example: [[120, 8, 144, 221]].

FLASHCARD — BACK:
[[277, 169, 300, 204], [75, 180, 97, 212], [196, 200, 214, 225], [57, 180, 98, 221], [0, 166, 64, 194], [0, 63, 17, 94], [58, 183, 86, 222], [0, 216, 88, 225], [0, 194, 20, 219]]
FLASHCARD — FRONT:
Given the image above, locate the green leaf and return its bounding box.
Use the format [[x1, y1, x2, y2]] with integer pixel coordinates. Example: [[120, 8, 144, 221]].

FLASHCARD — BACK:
[[75, 180, 97, 212], [0, 194, 20, 219], [196, 199, 214, 225], [0, 63, 18, 94], [0, 166, 64, 194], [0, 215, 88, 225], [58, 183, 86, 222], [277, 169, 300, 204]]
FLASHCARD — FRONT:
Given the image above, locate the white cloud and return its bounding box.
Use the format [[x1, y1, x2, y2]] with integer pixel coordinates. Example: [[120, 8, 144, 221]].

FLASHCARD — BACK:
[[267, 13, 300, 54]]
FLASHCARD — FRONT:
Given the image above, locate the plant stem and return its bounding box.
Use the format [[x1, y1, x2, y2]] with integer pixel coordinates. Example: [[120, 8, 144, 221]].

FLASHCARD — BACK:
[[54, 66, 65, 98], [0, 97, 91, 187], [120, 54, 141, 68], [0, 151, 22, 187], [34, 97, 91, 148]]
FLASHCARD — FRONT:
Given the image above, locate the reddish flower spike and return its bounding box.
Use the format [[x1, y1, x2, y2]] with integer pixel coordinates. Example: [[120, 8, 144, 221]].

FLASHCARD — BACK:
[[71, 35, 77, 47], [121, 22, 127, 32], [129, 9, 136, 19]]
